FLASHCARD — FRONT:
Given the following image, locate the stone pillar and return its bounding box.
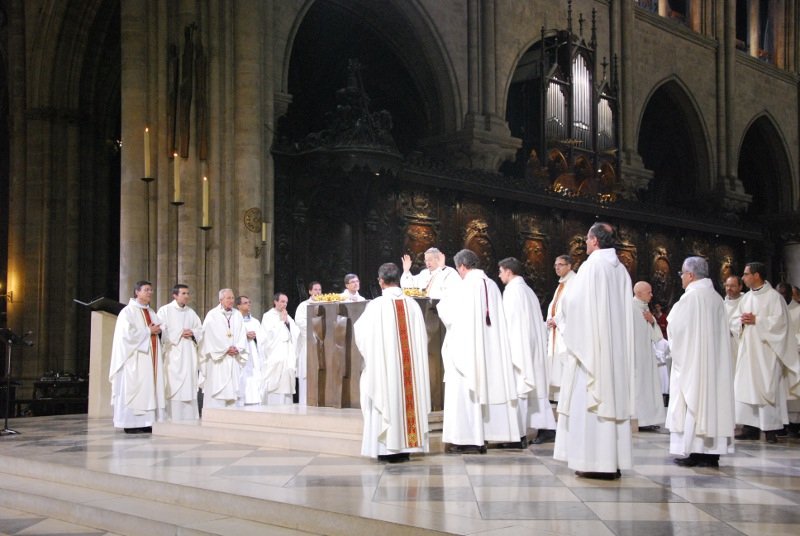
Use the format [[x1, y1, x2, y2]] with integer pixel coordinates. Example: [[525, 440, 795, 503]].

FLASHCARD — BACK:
[[618, 0, 653, 198], [658, 0, 669, 18], [119, 0, 152, 300], [481, 0, 496, 117], [467, 0, 480, 115], [6, 0, 27, 340], [233, 0, 265, 311], [719, 1, 751, 213], [749, 0, 760, 58], [785, 241, 800, 287]]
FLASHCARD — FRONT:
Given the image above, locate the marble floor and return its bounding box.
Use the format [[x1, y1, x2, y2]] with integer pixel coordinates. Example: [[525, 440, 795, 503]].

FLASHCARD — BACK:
[[0, 415, 798, 535]]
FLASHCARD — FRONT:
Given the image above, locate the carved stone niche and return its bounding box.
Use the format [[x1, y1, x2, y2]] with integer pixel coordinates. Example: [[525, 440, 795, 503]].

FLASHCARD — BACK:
[[616, 225, 639, 280], [567, 234, 587, 271], [518, 214, 548, 292], [464, 218, 496, 272], [714, 244, 737, 290], [398, 191, 439, 270], [648, 235, 674, 306]]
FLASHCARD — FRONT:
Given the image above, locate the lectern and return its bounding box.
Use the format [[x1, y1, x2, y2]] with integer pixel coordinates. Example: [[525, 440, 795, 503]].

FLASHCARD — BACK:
[[74, 297, 125, 418]]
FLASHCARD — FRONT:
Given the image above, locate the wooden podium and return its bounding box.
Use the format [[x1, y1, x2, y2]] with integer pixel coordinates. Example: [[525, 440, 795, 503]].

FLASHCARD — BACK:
[[305, 298, 445, 410], [75, 297, 125, 418]]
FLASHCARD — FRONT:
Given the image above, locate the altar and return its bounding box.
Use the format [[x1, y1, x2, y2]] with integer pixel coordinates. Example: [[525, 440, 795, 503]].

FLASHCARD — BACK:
[[305, 298, 445, 410]]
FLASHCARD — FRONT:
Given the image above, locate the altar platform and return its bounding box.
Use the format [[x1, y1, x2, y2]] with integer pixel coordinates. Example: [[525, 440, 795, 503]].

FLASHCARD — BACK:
[[153, 404, 444, 457], [0, 414, 799, 536]]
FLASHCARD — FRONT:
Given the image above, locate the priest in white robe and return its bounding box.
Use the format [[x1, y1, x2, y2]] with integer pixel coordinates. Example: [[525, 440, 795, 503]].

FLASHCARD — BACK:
[[340, 273, 366, 302], [724, 275, 744, 366], [546, 255, 576, 406], [200, 289, 248, 409], [109, 280, 166, 433], [732, 262, 800, 443], [401, 247, 458, 299], [666, 257, 735, 468], [157, 284, 203, 421], [355, 262, 431, 462], [554, 223, 634, 479], [499, 257, 555, 444], [437, 249, 522, 453], [632, 281, 666, 429], [235, 295, 267, 406], [294, 281, 322, 406], [262, 292, 300, 405]]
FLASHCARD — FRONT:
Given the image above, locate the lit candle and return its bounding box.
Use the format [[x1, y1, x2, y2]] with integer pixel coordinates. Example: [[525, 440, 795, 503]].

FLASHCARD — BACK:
[[265, 222, 272, 264], [144, 128, 151, 178], [261, 221, 267, 243], [173, 153, 180, 202], [202, 176, 209, 226]]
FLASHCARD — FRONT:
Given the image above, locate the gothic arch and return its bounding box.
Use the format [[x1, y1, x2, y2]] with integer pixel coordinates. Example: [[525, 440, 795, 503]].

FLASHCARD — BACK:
[[280, 0, 459, 146], [636, 77, 712, 209], [736, 113, 795, 215]]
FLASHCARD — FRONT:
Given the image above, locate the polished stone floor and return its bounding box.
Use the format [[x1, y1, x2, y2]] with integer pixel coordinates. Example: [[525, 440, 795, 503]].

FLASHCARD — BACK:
[[0, 415, 798, 535]]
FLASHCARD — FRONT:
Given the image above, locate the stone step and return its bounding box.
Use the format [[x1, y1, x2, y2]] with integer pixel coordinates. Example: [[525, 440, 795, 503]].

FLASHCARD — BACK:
[[155, 406, 443, 457], [0, 454, 450, 536]]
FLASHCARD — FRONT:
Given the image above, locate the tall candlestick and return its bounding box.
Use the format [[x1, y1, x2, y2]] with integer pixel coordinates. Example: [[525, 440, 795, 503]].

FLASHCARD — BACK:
[[265, 222, 272, 265], [202, 176, 209, 227], [173, 153, 180, 202], [144, 128, 151, 178], [261, 221, 267, 242]]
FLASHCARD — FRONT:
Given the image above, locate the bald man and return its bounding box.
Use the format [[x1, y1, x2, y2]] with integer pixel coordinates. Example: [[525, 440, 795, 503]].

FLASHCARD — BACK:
[[632, 281, 667, 430]]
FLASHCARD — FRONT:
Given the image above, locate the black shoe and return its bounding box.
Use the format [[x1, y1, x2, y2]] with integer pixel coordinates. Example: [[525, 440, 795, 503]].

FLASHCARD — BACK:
[[575, 470, 621, 480], [735, 425, 760, 440], [378, 453, 410, 463], [532, 430, 556, 444], [638, 425, 660, 432], [788, 423, 800, 438], [446, 444, 485, 454], [765, 431, 778, 443], [123, 426, 152, 434], [674, 454, 718, 468]]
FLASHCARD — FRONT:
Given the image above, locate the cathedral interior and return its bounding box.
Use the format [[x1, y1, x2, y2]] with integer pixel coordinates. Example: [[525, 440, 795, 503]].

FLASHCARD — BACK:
[[0, 1, 799, 395]]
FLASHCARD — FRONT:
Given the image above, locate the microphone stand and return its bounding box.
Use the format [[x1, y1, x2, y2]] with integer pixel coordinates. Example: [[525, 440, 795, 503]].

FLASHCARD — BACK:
[[0, 328, 33, 436]]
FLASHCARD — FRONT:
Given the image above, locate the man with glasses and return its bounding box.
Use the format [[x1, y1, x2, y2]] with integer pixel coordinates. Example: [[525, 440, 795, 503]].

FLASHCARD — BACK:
[[543, 254, 576, 423], [666, 257, 734, 467], [732, 262, 799, 443], [340, 273, 366, 302]]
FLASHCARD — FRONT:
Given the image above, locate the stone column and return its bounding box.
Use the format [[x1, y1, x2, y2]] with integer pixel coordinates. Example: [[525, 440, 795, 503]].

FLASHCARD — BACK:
[[618, 0, 653, 198], [481, 0, 496, 117], [785, 241, 800, 287], [749, 0, 760, 58], [233, 0, 265, 310], [119, 0, 152, 300]]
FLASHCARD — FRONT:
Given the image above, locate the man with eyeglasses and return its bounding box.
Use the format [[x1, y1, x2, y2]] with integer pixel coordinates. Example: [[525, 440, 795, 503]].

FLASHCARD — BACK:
[[340, 273, 366, 302], [731, 262, 799, 443], [666, 257, 734, 468], [553, 223, 634, 480], [542, 255, 576, 441]]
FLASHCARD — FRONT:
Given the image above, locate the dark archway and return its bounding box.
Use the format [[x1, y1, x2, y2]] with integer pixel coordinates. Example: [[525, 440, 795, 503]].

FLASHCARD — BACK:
[[282, 0, 441, 155], [637, 80, 710, 210], [737, 115, 793, 219]]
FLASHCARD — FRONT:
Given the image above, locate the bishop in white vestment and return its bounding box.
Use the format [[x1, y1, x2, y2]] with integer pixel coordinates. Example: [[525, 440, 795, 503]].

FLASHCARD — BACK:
[[438, 249, 522, 452], [554, 223, 634, 479], [262, 292, 300, 405], [157, 285, 203, 421], [201, 289, 248, 409], [236, 295, 267, 406], [666, 257, 734, 467], [401, 247, 458, 299], [631, 281, 666, 428], [499, 257, 555, 441], [109, 280, 166, 432], [355, 262, 431, 461]]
